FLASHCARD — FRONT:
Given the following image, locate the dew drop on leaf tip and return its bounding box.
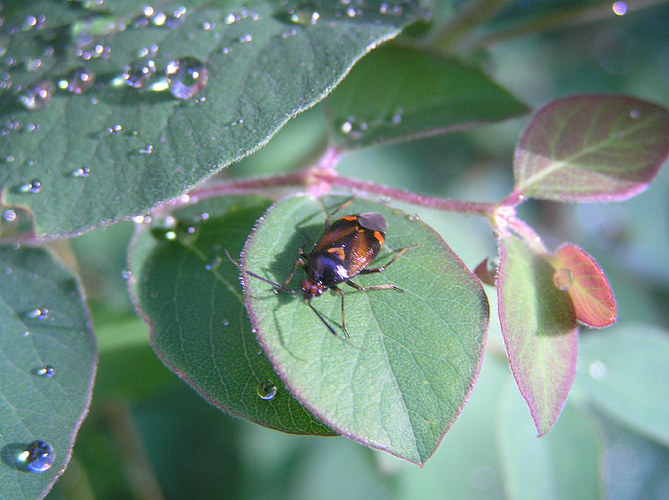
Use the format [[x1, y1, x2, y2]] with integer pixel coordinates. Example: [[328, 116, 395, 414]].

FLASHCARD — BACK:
[[17, 440, 55, 473]]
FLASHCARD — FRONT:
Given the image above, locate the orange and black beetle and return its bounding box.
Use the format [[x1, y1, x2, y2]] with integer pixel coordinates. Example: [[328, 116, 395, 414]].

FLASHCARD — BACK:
[[231, 201, 416, 338]]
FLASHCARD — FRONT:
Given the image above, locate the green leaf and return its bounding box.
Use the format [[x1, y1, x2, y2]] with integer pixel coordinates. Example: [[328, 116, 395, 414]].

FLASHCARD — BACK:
[[243, 195, 489, 464], [0, 246, 96, 500], [0, 1, 423, 237], [327, 46, 529, 148], [497, 236, 578, 436], [129, 194, 334, 435], [577, 324, 669, 447], [499, 380, 601, 499], [513, 95, 669, 202], [396, 355, 508, 499]]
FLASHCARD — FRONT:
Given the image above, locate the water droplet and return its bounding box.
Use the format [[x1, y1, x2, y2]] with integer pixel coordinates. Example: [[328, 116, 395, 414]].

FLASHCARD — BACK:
[[629, 109, 640, 119], [612, 1, 627, 15], [34, 365, 55, 378], [3, 209, 17, 222], [289, 4, 321, 25], [257, 381, 277, 400], [589, 360, 607, 380], [552, 268, 574, 291], [166, 57, 208, 99], [62, 66, 95, 94], [121, 269, 132, 280], [390, 107, 403, 124], [18, 179, 42, 194], [123, 58, 156, 89], [19, 81, 53, 110], [70, 167, 90, 178], [25, 307, 50, 320], [238, 33, 253, 43], [205, 256, 222, 271], [138, 144, 154, 154], [107, 124, 122, 135], [22, 330, 30, 337], [339, 116, 368, 139], [17, 440, 55, 473]]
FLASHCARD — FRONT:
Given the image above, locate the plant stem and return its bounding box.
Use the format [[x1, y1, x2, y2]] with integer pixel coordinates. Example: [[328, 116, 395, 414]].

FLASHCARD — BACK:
[[432, 0, 515, 51], [317, 172, 497, 215], [465, 0, 664, 50]]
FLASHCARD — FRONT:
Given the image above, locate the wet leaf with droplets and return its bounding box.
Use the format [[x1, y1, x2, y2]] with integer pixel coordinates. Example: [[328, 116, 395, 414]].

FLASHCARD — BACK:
[[0, 1, 424, 237], [0, 246, 96, 499], [129, 194, 334, 436], [243, 196, 489, 465]]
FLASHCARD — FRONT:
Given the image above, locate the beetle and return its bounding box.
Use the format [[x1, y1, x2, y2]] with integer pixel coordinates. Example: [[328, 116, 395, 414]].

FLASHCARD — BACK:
[[230, 200, 416, 338]]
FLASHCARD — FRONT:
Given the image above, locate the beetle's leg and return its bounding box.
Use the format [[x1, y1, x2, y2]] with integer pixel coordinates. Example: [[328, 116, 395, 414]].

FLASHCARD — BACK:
[[358, 243, 420, 275], [331, 286, 350, 338], [345, 281, 403, 293], [324, 198, 354, 230], [282, 256, 306, 288]]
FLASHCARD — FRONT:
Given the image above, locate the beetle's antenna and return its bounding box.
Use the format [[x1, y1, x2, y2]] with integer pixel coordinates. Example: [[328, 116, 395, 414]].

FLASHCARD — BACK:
[[306, 299, 363, 350], [225, 250, 298, 294]]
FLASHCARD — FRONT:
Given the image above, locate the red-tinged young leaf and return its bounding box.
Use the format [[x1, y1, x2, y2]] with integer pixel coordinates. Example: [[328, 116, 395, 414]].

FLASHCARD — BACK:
[[553, 244, 616, 328], [497, 236, 578, 435], [513, 95, 669, 202]]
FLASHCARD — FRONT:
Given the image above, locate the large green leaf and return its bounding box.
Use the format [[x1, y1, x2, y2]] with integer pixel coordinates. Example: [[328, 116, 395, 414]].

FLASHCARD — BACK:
[[327, 45, 529, 148], [0, 0, 423, 237], [513, 95, 669, 202], [497, 236, 578, 436], [577, 324, 669, 447], [129, 194, 334, 435], [0, 246, 96, 500], [243, 195, 489, 464]]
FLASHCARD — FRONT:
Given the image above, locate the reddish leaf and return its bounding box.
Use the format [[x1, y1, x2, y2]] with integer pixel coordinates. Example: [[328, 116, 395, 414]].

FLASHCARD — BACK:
[[553, 244, 617, 328], [497, 236, 578, 435], [514, 95, 669, 202]]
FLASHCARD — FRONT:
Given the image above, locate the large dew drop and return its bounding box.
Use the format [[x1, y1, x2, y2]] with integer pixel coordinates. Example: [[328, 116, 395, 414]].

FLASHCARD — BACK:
[[17, 440, 55, 473], [257, 380, 277, 400], [166, 57, 208, 99]]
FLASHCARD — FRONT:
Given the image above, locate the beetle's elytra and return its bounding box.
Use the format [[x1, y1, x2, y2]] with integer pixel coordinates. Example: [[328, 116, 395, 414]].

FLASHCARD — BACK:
[[231, 200, 416, 338]]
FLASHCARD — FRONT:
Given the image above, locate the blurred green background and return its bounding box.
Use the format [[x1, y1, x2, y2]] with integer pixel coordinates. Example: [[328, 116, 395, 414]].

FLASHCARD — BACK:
[[50, 1, 669, 498]]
